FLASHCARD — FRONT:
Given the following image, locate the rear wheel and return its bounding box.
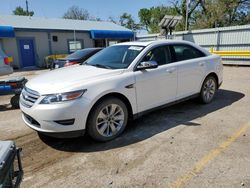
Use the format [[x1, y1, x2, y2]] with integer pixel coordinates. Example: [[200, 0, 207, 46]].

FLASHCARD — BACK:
[[87, 97, 128, 142], [199, 76, 217, 104], [11, 95, 20, 109]]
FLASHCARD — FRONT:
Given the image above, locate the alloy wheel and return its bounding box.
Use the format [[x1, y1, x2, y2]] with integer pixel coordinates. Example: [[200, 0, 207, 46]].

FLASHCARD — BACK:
[[96, 104, 125, 137], [203, 78, 216, 103]]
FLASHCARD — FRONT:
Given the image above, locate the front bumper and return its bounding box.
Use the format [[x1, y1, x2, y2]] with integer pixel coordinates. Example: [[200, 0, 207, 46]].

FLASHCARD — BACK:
[[20, 97, 92, 137]]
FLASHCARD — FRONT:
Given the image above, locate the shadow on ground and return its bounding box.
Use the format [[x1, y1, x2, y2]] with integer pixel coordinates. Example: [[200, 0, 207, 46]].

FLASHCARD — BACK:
[[40, 89, 244, 153], [0, 95, 16, 112], [0, 103, 14, 111]]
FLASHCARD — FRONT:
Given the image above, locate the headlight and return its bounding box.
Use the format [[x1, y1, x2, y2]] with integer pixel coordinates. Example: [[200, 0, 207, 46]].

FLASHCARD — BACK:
[[40, 89, 86, 104]]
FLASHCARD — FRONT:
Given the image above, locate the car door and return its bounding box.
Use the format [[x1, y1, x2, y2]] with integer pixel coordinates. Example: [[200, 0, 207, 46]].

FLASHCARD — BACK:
[[134, 45, 178, 112], [171, 44, 206, 99]]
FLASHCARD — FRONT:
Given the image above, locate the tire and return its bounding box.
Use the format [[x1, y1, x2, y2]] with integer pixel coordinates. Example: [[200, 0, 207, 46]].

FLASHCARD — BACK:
[[199, 76, 217, 104], [87, 97, 128, 142], [11, 95, 20, 109]]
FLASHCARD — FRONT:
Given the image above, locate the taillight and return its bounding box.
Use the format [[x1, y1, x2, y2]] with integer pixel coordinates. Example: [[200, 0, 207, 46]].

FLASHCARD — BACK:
[[4, 57, 13, 65], [64, 61, 78, 67]]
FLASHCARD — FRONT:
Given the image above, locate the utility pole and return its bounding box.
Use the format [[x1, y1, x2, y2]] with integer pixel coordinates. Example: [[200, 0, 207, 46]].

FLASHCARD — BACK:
[[185, 0, 190, 31], [25, 0, 29, 15]]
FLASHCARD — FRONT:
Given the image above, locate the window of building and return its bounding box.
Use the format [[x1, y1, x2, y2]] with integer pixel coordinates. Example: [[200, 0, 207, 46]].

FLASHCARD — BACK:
[[108, 41, 118, 46], [68, 40, 83, 53], [52, 36, 58, 42], [94, 39, 105, 47]]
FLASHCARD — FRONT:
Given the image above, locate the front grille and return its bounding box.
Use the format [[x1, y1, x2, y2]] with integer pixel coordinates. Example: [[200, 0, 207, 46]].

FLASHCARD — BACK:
[[20, 87, 40, 108]]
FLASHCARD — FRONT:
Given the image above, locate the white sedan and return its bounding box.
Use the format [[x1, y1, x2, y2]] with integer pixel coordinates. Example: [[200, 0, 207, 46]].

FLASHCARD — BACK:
[[20, 40, 223, 141]]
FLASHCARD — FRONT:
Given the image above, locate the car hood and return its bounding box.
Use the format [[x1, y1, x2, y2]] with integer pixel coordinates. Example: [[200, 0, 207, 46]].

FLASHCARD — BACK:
[[26, 65, 124, 95]]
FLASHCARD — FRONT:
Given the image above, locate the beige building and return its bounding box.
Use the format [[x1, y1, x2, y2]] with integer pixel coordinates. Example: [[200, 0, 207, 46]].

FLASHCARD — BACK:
[[0, 15, 134, 68]]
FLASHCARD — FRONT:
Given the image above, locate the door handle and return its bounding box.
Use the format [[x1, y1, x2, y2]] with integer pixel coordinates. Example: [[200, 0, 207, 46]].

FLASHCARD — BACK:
[[199, 62, 205, 66]]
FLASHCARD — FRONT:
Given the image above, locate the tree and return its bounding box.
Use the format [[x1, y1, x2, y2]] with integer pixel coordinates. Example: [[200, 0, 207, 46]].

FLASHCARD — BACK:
[[13, 6, 34, 16], [119, 13, 141, 31], [138, 6, 178, 33], [172, 0, 202, 30], [172, 0, 250, 30], [194, 0, 250, 29], [107, 16, 118, 24], [63, 6, 90, 20], [138, 0, 250, 33]]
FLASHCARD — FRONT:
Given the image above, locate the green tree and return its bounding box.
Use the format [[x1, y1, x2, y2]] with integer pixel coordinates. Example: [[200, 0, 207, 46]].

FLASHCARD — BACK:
[[138, 6, 178, 33], [194, 0, 250, 29], [172, 0, 202, 30], [13, 6, 34, 16], [63, 6, 90, 20], [119, 13, 141, 31], [107, 16, 118, 24], [138, 0, 249, 33]]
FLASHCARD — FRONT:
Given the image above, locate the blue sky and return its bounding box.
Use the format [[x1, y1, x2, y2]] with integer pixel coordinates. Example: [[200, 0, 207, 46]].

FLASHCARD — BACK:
[[0, 0, 170, 21]]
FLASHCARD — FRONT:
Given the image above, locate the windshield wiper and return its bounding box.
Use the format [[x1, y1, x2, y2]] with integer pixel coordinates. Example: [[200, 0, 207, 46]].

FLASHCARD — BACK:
[[81, 61, 88, 65]]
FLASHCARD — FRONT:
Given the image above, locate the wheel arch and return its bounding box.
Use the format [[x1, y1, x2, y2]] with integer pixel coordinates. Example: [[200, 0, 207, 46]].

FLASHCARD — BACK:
[[86, 92, 134, 127], [201, 72, 219, 90]]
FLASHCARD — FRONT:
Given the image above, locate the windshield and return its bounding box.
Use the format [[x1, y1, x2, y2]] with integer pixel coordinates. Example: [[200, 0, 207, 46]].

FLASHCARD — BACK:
[[86, 45, 144, 69]]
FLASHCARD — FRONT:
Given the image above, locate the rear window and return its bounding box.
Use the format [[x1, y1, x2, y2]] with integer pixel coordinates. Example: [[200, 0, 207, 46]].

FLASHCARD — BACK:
[[67, 49, 99, 59]]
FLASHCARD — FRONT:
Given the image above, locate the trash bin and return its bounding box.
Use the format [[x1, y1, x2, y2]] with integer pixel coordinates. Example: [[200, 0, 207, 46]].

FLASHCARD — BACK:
[[0, 141, 23, 188]]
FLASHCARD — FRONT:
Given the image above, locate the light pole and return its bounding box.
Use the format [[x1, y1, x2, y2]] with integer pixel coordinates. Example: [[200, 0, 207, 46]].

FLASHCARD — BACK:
[[25, 0, 29, 15], [185, 0, 190, 31]]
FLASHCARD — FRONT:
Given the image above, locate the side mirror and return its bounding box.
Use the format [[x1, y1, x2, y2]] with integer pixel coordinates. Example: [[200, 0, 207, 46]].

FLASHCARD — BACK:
[[137, 61, 158, 70]]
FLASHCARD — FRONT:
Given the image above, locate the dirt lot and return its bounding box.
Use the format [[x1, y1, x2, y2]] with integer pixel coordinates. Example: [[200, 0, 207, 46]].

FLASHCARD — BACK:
[[0, 66, 250, 188]]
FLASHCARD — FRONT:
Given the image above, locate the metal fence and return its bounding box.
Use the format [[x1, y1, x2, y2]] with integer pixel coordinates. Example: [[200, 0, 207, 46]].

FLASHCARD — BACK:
[[136, 24, 250, 65]]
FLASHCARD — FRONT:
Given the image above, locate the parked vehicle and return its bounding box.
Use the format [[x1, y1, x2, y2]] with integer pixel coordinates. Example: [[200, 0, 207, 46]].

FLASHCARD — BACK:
[[0, 48, 13, 76], [52, 48, 102, 69], [20, 40, 223, 141], [0, 77, 27, 108], [0, 48, 26, 109], [44, 54, 68, 69], [0, 140, 23, 188]]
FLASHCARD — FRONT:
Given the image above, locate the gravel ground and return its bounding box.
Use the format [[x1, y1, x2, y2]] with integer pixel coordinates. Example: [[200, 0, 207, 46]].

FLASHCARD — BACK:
[[0, 66, 249, 188]]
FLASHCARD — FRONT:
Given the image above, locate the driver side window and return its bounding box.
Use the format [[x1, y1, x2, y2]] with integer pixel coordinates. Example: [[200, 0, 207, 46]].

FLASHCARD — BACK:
[[141, 46, 171, 66]]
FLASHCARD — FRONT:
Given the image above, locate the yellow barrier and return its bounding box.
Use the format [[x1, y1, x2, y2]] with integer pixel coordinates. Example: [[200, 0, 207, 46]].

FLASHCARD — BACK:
[[44, 54, 68, 68], [45, 54, 68, 60], [209, 48, 250, 56]]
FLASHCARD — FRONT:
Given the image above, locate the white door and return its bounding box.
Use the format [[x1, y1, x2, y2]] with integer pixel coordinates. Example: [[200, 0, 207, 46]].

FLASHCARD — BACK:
[[171, 44, 206, 99], [134, 45, 178, 112]]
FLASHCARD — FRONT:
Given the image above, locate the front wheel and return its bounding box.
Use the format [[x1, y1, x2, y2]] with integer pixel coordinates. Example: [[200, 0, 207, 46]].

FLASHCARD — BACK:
[[87, 97, 128, 142], [199, 76, 217, 104]]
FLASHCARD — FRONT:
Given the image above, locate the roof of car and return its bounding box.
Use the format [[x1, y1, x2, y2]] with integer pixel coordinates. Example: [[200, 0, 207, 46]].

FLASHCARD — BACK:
[[114, 39, 211, 56], [115, 40, 194, 47]]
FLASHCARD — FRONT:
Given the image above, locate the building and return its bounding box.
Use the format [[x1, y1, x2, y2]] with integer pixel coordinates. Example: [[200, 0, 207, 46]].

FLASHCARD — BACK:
[[0, 15, 134, 68], [136, 24, 250, 65]]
